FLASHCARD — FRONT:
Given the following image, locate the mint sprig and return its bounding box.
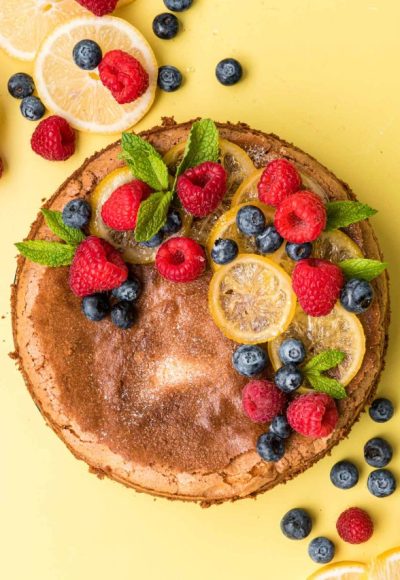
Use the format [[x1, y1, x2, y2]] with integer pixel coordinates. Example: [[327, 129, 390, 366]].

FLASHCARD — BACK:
[[120, 133, 169, 191], [325, 201, 377, 231], [339, 258, 387, 281], [303, 349, 347, 399], [15, 241, 75, 267], [42, 209, 85, 246], [176, 119, 219, 177], [305, 372, 347, 400], [134, 191, 174, 242]]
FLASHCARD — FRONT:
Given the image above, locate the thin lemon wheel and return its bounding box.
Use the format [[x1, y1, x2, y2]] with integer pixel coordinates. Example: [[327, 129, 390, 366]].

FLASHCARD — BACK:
[[308, 561, 368, 580], [35, 16, 157, 133], [89, 167, 191, 264], [370, 546, 400, 579], [208, 254, 296, 344], [268, 304, 366, 386]]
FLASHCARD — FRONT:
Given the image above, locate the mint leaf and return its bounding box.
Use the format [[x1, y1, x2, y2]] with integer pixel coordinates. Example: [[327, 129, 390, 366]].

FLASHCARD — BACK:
[[121, 133, 169, 191], [134, 191, 174, 242], [176, 119, 219, 177], [42, 209, 85, 246], [305, 372, 347, 399], [339, 258, 387, 281], [303, 349, 345, 373], [15, 241, 75, 267], [325, 201, 377, 231]]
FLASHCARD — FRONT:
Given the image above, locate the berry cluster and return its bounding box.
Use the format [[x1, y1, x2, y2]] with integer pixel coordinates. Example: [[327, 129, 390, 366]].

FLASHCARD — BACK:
[[8, 72, 46, 122]]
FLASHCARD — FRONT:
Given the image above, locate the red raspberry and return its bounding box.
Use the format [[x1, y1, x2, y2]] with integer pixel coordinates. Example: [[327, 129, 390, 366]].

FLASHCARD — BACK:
[[274, 190, 326, 243], [336, 508, 373, 544], [99, 50, 149, 105], [292, 258, 344, 316], [101, 180, 152, 231], [74, 0, 117, 16], [242, 380, 287, 423], [257, 159, 301, 207], [177, 162, 227, 217], [287, 392, 339, 438], [69, 236, 128, 297], [31, 116, 75, 161], [156, 237, 206, 283]]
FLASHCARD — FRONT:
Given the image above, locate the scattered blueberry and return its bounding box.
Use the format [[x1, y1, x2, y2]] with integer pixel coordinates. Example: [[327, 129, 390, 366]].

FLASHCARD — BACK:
[[215, 58, 243, 86], [256, 225, 283, 254], [308, 537, 335, 564], [330, 460, 359, 489], [158, 65, 183, 92], [364, 437, 393, 468], [236, 205, 266, 236], [340, 278, 374, 314], [140, 231, 164, 247], [81, 293, 110, 321], [280, 508, 312, 540], [7, 72, 34, 99], [232, 344, 268, 377], [152, 13, 179, 40], [211, 238, 239, 265], [62, 198, 92, 229], [163, 0, 192, 11], [369, 398, 394, 423], [279, 338, 306, 365], [111, 301, 136, 330], [112, 277, 141, 302], [161, 209, 183, 234], [275, 363, 303, 394], [257, 432, 285, 462], [270, 414, 292, 439], [286, 242, 312, 261], [72, 39, 102, 71], [20, 96, 45, 121], [367, 468, 397, 498]]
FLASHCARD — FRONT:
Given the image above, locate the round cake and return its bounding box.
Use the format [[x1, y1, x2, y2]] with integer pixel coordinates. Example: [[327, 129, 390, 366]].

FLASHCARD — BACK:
[[12, 119, 389, 505]]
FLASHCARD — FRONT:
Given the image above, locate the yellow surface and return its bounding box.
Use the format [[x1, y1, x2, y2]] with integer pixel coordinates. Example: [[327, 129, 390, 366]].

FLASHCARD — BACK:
[[0, 1, 399, 579]]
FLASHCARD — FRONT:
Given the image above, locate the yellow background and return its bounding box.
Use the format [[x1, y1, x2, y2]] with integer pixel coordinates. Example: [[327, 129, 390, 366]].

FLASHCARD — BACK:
[[1, 1, 399, 578]]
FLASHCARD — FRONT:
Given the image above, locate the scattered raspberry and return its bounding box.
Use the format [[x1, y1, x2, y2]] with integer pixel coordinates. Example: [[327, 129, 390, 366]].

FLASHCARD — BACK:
[[336, 508, 373, 544], [287, 392, 339, 438], [177, 162, 227, 217], [242, 380, 287, 423], [69, 236, 128, 297], [156, 237, 206, 282], [31, 116, 76, 161], [292, 258, 344, 316], [74, 0, 117, 16], [257, 159, 301, 207], [274, 190, 326, 243], [101, 180, 152, 231], [99, 50, 149, 105]]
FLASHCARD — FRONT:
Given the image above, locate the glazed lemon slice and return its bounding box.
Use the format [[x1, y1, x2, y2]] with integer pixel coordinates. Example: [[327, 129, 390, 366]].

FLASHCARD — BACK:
[[369, 546, 400, 579], [268, 304, 366, 386], [35, 16, 157, 133], [89, 167, 191, 264], [307, 561, 368, 580], [208, 254, 296, 344]]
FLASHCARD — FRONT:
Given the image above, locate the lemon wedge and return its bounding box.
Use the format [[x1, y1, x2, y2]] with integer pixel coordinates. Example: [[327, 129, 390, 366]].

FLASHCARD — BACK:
[[369, 546, 400, 579], [308, 561, 368, 580]]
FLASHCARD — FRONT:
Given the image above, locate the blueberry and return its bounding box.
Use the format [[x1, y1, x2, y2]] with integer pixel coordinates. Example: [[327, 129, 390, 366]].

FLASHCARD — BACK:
[[340, 278, 374, 314], [72, 39, 102, 70], [232, 344, 267, 377], [367, 468, 397, 498], [275, 364, 303, 394], [62, 198, 91, 229], [8, 72, 34, 99], [286, 242, 312, 261], [161, 209, 182, 234], [256, 226, 283, 254], [257, 432, 285, 462], [236, 205, 266, 236], [111, 301, 136, 330], [369, 398, 394, 423], [163, 0, 192, 11], [81, 293, 110, 321], [211, 238, 239, 265], [278, 338, 306, 365], [20, 96, 45, 121], [140, 230, 164, 247], [215, 58, 243, 86], [364, 437, 393, 468], [280, 508, 312, 540], [158, 65, 183, 92], [152, 13, 179, 40], [270, 415, 292, 439], [330, 460, 359, 489], [112, 277, 141, 302], [308, 537, 335, 564]]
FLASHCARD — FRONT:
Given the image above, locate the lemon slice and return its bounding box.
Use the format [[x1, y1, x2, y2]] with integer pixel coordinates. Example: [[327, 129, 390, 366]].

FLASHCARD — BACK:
[[34, 16, 157, 133], [370, 546, 400, 579], [89, 167, 191, 264], [208, 254, 296, 344], [308, 561, 368, 580], [268, 304, 366, 386]]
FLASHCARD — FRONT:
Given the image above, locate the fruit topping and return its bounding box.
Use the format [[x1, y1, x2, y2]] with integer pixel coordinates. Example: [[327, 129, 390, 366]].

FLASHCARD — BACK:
[[274, 190, 327, 243], [215, 58, 243, 86], [72, 39, 103, 70], [161, 209, 183, 235], [75, 0, 118, 17], [256, 432, 285, 462], [308, 537, 335, 564], [270, 414, 292, 439], [112, 277, 141, 302], [8, 72, 34, 99], [292, 258, 344, 317], [280, 508, 312, 540], [364, 437, 393, 468], [336, 508, 373, 544], [285, 242, 312, 261], [257, 159, 301, 207], [163, 0, 193, 11], [367, 469, 397, 498], [278, 338, 306, 365], [330, 461, 359, 490], [140, 231, 165, 248], [210, 238, 239, 265], [62, 199, 92, 230], [340, 278, 374, 313], [111, 300, 136, 330], [20, 96, 45, 121], [255, 225, 284, 254], [99, 49, 150, 105], [369, 398, 394, 423], [232, 344, 268, 377], [177, 161, 227, 217], [236, 204, 266, 236], [287, 392, 338, 438], [155, 236, 206, 282], [242, 379, 287, 423], [100, 180, 152, 231], [275, 363, 303, 394], [31, 115, 76, 161], [81, 293, 111, 322], [158, 65, 183, 92], [152, 13, 180, 40]]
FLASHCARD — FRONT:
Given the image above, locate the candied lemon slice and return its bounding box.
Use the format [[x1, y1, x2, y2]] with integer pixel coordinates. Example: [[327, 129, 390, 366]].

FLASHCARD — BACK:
[[268, 304, 366, 386], [208, 254, 296, 344], [89, 167, 191, 264], [308, 561, 368, 580], [369, 546, 400, 580]]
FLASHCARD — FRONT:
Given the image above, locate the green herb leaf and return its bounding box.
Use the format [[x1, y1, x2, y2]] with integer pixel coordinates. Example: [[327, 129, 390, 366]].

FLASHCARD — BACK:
[[303, 349, 346, 373], [325, 201, 377, 231], [15, 241, 76, 267], [121, 132, 169, 191], [339, 258, 387, 281], [305, 372, 347, 399], [134, 191, 174, 242], [41, 209, 85, 246], [176, 119, 219, 177]]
